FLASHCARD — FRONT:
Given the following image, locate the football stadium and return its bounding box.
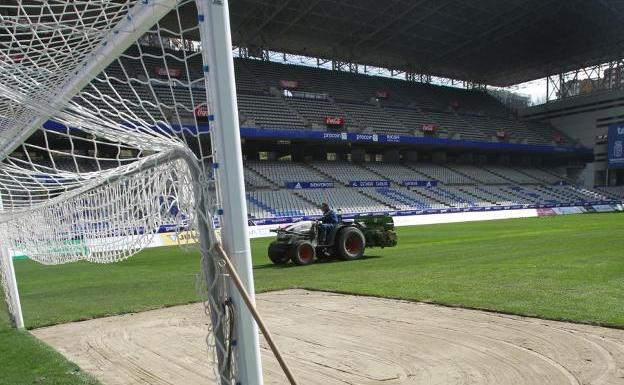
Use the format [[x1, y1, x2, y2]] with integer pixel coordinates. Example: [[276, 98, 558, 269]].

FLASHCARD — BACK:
[[1, 1, 624, 384]]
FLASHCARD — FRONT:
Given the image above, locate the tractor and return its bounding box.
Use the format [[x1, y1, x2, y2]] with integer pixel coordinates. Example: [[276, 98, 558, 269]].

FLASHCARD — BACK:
[[267, 215, 398, 266]]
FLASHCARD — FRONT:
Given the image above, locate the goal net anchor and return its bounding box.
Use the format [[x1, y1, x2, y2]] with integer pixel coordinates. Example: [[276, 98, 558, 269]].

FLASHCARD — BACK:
[[1, 241, 24, 330]]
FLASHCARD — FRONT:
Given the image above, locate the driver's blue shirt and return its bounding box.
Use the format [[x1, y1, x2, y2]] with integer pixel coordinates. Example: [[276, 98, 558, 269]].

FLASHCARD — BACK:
[[321, 209, 338, 224]]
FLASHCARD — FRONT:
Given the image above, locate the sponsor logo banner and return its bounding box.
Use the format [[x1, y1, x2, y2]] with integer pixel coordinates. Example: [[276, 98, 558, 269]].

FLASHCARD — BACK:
[[235, 127, 593, 156], [354, 133, 379, 142], [160, 230, 198, 246], [608, 123, 624, 168], [285, 181, 334, 189], [349, 180, 390, 187], [402, 180, 438, 187]]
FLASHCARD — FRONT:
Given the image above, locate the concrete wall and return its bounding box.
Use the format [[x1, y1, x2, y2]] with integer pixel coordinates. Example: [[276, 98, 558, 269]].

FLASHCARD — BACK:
[[521, 89, 624, 186]]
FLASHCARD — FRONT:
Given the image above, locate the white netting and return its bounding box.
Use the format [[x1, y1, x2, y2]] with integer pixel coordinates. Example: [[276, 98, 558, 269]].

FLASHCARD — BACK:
[[0, 1, 241, 383]]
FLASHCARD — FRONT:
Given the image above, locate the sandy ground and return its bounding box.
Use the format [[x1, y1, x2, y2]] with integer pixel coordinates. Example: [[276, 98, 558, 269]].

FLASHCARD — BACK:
[[33, 289, 624, 385]]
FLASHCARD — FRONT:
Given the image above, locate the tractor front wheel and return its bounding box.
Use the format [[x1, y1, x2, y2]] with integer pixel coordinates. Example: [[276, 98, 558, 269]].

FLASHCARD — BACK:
[[336, 227, 365, 260], [268, 241, 290, 265]]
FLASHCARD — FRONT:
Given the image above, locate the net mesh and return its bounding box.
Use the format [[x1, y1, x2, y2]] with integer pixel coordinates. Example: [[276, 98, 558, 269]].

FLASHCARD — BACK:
[[0, 1, 239, 383]]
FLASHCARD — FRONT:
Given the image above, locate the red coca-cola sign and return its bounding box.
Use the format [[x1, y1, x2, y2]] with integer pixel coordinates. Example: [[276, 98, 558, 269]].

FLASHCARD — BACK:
[[194, 106, 209, 123], [325, 116, 345, 126], [422, 123, 437, 133], [279, 80, 299, 89], [154, 66, 182, 78], [375, 90, 389, 99]]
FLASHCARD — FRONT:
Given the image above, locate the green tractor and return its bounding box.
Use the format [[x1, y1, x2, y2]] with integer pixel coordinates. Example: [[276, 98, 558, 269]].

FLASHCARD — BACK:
[[267, 215, 397, 266]]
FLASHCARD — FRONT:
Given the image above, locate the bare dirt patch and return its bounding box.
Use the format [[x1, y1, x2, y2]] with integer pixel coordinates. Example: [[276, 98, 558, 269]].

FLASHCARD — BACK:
[[33, 289, 624, 384]]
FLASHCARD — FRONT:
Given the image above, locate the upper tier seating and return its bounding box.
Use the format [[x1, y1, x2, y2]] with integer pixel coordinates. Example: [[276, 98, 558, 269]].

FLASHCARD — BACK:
[[97, 46, 572, 147], [285, 96, 346, 128], [423, 111, 486, 141], [336, 101, 406, 133], [237, 93, 306, 129], [382, 106, 439, 135]]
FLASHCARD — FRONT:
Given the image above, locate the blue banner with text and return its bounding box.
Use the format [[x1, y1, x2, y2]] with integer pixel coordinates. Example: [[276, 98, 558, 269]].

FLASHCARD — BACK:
[[349, 180, 390, 187], [402, 180, 438, 187], [608, 124, 624, 168], [285, 181, 334, 189]]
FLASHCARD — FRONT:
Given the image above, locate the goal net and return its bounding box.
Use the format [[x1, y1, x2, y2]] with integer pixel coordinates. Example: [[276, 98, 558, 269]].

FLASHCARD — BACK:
[[0, 1, 264, 384]]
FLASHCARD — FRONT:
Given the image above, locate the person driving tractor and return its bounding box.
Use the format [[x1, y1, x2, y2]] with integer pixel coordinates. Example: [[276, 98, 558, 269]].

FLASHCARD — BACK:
[[319, 202, 338, 244]]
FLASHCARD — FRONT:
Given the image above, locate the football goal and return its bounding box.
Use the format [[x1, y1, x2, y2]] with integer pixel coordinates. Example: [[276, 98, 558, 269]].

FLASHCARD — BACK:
[[0, 1, 294, 384]]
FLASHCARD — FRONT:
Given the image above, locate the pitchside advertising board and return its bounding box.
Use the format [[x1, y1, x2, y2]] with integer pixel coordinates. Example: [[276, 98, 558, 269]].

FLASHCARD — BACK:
[[349, 181, 390, 187], [286, 181, 334, 189], [402, 180, 438, 187], [608, 124, 624, 168]]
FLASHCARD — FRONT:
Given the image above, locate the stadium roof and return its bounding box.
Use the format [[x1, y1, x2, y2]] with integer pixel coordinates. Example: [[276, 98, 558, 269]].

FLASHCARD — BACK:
[[212, 0, 624, 87]]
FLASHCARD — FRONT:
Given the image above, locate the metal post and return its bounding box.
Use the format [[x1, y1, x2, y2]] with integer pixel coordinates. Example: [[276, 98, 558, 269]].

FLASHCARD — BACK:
[[196, 1, 263, 385], [1, 243, 24, 330]]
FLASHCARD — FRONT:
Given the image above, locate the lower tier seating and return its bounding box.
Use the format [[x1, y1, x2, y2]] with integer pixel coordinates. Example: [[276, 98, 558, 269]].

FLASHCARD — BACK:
[[242, 161, 618, 218]]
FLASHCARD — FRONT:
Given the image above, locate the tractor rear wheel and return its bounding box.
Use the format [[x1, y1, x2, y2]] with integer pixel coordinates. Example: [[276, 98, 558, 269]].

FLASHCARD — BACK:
[[336, 227, 365, 260], [268, 241, 290, 265], [289, 240, 316, 266]]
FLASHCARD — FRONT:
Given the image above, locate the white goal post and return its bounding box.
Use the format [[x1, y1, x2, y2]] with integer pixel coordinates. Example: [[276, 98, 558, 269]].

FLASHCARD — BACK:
[[0, 1, 283, 384]]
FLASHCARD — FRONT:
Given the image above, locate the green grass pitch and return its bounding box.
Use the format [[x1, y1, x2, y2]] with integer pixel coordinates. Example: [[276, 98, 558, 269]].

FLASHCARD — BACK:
[[1, 213, 623, 384]]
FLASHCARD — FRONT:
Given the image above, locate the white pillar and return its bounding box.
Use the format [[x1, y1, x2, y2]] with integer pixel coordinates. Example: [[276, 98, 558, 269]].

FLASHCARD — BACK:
[[2, 244, 24, 330], [196, 1, 263, 385]]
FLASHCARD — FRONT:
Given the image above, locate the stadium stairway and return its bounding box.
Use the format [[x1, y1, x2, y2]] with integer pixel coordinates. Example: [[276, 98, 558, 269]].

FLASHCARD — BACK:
[[405, 187, 449, 208], [306, 162, 346, 186], [359, 188, 408, 210], [374, 188, 429, 209], [481, 167, 518, 184], [472, 185, 513, 205], [277, 95, 310, 127], [358, 164, 395, 182], [511, 167, 551, 184], [456, 186, 497, 206], [403, 163, 439, 182], [246, 193, 276, 216], [432, 186, 476, 207], [244, 166, 276, 189]]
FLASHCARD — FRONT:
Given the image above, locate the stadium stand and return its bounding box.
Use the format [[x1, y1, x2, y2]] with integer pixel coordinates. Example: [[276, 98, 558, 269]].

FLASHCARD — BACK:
[[237, 93, 307, 129], [295, 188, 389, 214], [408, 163, 475, 184], [54, 45, 616, 220], [246, 190, 318, 218], [597, 186, 624, 199], [239, 161, 617, 219], [88, 46, 574, 148], [245, 161, 329, 187], [308, 161, 384, 185]]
